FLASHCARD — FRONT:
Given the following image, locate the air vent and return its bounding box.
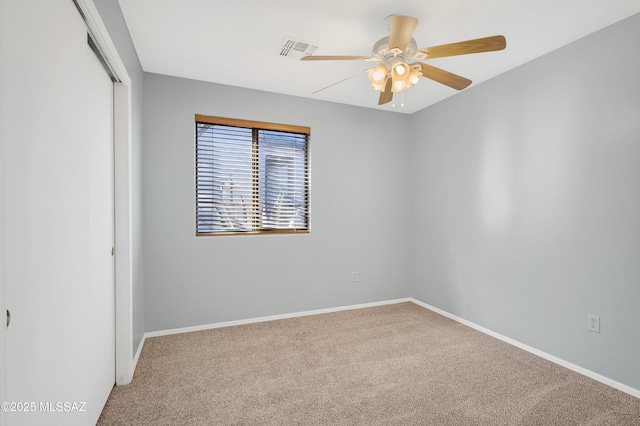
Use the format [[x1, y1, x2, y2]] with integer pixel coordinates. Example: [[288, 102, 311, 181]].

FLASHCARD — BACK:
[[277, 37, 317, 60]]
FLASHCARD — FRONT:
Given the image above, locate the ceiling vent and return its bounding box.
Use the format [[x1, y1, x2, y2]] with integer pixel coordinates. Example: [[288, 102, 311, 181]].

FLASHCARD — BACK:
[[277, 37, 317, 60]]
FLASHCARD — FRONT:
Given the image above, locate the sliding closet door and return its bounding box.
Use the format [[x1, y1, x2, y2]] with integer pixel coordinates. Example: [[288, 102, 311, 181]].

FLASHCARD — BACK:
[[2, 1, 115, 425], [86, 27, 117, 426]]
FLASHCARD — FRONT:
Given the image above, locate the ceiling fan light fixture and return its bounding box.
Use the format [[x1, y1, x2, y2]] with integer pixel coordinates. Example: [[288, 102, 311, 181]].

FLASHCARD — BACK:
[[394, 63, 406, 76], [408, 66, 422, 85], [391, 62, 413, 92], [368, 64, 389, 91]]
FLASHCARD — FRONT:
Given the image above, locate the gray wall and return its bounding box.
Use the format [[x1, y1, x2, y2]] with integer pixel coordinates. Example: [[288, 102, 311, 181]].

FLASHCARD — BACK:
[[94, 0, 145, 354], [143, 73, 412, 331], [408, 13, 640, 390]]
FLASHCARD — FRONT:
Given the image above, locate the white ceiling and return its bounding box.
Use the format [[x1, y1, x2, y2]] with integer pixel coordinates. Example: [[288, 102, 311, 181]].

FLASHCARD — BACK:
[[117, 0, 640, 114]]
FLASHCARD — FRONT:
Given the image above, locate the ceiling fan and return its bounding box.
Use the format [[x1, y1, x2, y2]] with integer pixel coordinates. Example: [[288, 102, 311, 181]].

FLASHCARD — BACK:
[[301, 15, 506, 105]]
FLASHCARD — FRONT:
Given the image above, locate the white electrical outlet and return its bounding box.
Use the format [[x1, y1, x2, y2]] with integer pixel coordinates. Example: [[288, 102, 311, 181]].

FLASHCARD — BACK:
[[352, 271, 358, 282], [587, 314, 600, 333]]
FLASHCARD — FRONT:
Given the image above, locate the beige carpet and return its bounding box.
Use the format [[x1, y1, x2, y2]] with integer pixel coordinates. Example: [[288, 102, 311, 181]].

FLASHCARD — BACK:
[[98, 302, 640, 425]]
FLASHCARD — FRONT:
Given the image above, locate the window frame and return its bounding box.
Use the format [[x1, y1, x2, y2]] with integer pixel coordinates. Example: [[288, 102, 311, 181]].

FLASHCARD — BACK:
[[195, 114, 310, 237]]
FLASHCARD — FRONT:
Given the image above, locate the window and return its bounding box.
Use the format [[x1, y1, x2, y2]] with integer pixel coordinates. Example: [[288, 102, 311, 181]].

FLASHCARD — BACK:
[[195, 115, 310, 235]]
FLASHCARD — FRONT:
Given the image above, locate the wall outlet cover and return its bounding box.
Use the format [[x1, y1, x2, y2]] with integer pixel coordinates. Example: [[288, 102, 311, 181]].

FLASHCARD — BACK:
[[588, 314, 600, 333]]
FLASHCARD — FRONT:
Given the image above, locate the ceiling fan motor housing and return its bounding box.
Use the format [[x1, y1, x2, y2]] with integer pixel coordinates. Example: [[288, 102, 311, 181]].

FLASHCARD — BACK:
[[370, 36, 423, 92], [372, 36, 418, 61]]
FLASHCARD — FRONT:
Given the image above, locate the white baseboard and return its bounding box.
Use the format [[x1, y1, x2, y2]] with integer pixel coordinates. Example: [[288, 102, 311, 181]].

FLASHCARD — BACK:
[[409, 297, 640, 399], [133, 334, 145, 369], [144, 298, 413, 338], [119, 335, 146, 385]]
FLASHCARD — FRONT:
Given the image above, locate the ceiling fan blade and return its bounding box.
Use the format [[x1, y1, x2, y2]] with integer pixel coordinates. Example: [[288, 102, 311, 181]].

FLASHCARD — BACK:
[[378, 78, 393, 105], [416, 63, 472, 90], [312, 68, 372, 94], [418, 35, 506, 59], [388, 15, 419, 51], [301, 55, 374, 61]]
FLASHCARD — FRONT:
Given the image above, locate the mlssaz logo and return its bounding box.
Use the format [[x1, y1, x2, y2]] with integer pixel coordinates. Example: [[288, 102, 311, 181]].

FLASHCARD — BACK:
[[39, 401, 87, 412]]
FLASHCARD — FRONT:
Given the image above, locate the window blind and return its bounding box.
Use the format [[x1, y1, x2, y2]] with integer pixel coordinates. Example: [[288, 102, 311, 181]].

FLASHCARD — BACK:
[[196, 115, 310, 235]]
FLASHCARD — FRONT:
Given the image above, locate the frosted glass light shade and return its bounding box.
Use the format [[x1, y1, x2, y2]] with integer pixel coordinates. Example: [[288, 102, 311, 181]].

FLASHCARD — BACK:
[[368, 64, 389, 91]]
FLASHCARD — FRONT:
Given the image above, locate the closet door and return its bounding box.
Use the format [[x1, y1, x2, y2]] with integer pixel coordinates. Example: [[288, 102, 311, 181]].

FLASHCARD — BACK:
[[2, 1, 115, 424]]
